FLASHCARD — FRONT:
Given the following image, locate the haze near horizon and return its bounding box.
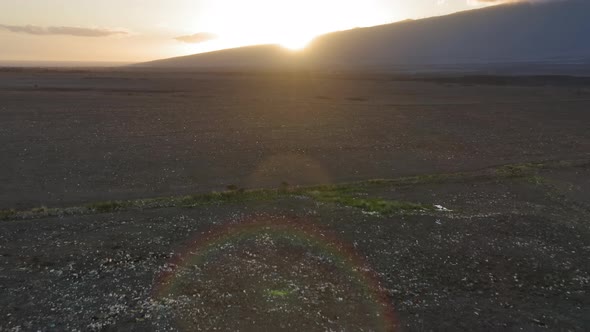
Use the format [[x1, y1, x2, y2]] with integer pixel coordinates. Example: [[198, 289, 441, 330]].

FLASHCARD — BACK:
[[0, 0, 511, 64]]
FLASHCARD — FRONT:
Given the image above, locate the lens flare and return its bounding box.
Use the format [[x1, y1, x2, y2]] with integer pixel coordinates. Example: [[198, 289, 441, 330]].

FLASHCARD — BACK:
[[152, 215, 397, 331]]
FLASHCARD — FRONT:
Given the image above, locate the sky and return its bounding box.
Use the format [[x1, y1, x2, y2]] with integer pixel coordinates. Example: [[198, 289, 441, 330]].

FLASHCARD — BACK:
[[0, 0, 508, 64]]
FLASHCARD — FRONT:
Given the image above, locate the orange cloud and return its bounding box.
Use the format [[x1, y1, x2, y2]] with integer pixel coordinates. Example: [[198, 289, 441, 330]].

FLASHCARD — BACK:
[[0, 24, 128, 37], [175, 32, 217, 44]]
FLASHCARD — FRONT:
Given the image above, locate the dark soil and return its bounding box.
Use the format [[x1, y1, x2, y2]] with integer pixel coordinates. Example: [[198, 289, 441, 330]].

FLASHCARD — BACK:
[[1, 70, 589, 331], [0, 164, 589, 331], [1, 70, 589, 209]]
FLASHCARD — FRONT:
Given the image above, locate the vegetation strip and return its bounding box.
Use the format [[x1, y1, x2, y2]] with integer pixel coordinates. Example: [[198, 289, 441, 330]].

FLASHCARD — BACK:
[[1, 158, 588, 221]]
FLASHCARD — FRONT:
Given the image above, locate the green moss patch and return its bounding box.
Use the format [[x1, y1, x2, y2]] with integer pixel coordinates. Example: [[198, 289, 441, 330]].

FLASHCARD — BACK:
[[2, 158, 586, 221], [306, 190, 431, 215]]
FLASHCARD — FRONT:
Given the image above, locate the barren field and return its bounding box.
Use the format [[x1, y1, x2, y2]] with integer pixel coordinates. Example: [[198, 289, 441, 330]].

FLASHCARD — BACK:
[[1, 70, 590, 209], [0, 70, 589, 331]]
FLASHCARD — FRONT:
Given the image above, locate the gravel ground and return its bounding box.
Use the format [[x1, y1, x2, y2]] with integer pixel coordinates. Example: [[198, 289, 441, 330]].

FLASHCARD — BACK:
[[1, 70, 590, 209], [1, 70, 589, 330], [1, 164, 588, 331]]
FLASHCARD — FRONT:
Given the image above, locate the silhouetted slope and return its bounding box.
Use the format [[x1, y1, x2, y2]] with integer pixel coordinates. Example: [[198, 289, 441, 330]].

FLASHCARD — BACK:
[[139, 0, 590, 69], [306, 0, 590, 66], [142, 45, 299, 68]]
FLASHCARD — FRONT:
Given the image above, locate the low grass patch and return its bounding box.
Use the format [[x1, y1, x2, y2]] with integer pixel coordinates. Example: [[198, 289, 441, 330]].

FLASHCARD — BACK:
[[0, 209, 16, 220], [306, 190, 432, 215], [86, 201, 132, 213], [389, 173, 465, 185], [266, 289, 292, 297], [179, 189, 283, 207], [28, 206, 62, 217], [30, 206, 50, 214], [2, 158, 586, 221], [298, 183, 357, 195], [345, 197, 430, 214], [527, 175, 547, 185], [496, 163, 544, 178], [366, 171, 484, 187]]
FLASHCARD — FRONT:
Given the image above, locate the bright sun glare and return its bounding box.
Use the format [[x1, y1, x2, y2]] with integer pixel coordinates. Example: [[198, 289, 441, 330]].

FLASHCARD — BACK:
[[191, 0, 394, 54], [279, 36, 313, 50]]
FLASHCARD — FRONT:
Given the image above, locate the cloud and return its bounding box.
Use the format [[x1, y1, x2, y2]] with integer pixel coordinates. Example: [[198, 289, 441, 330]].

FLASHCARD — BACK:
[[175, 32, 217, 44], [0, 24, 128, 37]]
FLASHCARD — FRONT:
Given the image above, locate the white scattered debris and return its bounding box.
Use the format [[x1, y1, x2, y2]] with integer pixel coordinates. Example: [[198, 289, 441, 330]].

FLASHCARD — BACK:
[[434, 205, 452, 212], [362, 211, 380, 216]]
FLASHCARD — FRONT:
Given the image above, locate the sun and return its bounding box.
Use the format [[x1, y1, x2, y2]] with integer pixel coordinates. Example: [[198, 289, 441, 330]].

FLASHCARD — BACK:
[[195, 0, 393, 53], [279, 36, 313, 50]]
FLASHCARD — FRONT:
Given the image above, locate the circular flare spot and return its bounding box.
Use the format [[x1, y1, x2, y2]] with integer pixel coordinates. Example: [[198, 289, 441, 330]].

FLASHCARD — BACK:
[[153, 216, 396, 331]]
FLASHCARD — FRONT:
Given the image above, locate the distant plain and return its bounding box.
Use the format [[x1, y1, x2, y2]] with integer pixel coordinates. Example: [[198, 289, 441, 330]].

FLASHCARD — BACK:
[[1, 69, 589, 209]]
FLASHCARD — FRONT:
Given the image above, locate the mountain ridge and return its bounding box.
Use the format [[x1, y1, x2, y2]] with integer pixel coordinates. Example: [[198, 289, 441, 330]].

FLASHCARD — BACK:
[[137, 0, 590, 70]]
